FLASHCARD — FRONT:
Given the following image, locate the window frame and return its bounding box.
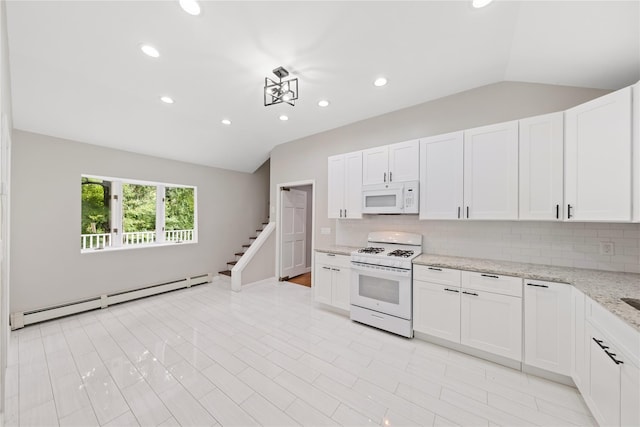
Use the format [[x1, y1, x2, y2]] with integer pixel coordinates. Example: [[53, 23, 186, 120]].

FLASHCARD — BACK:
[[81, 174, 198, 253]]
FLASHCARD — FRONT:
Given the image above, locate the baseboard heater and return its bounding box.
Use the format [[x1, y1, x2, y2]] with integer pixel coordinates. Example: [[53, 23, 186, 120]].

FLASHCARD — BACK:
[[10, 273, 212, 330]]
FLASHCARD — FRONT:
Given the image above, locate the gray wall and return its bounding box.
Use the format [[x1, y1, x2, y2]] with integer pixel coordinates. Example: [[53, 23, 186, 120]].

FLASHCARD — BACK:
[[270, 81, 610, 250], [0, 0, 12, 412], [10, 130, 270, 313]]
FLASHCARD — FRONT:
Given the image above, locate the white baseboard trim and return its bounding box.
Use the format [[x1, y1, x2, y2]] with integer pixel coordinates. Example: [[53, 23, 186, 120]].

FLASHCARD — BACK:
[[10, 273, 212, 329]]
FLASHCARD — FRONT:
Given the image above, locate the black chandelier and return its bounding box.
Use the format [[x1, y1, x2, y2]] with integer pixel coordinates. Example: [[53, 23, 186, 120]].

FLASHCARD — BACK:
[[264, 66, 298, 107]]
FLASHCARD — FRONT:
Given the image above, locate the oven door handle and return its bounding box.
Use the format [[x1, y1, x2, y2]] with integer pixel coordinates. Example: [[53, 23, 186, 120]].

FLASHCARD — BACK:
[[350, 262, 412, 278]]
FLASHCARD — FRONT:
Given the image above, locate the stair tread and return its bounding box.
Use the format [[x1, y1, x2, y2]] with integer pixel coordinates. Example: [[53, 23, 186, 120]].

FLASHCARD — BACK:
[[227, 261, 237, 265], [249, 236, 257, 239], [218, 270, 232, 276], [242, 244, 251, 248], [234, 252, 244, 256]]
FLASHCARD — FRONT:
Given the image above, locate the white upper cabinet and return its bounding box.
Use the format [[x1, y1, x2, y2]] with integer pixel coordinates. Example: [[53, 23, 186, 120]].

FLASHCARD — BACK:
[[463, 121, 519, 220], [389, 140, 420, 183], [519, 112, 564, 221], [327, 155, 345, 219], [362, 146, 388, 185], [419, 132, 464, 220], [565, 87, 633, 221], [362, 140, 419, 186], [327, 151, 362, 219]]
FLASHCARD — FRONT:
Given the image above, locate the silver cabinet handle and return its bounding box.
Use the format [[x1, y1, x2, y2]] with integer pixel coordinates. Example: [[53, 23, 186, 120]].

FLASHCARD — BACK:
[[428, 267, 442, 271], [481, 274, 499, 279], [383, 172, 387, 182], [389, 171, 393, 182], [444, 288, 459, 293], [327, 253, 335, 257], [322, 266, 331, 270]]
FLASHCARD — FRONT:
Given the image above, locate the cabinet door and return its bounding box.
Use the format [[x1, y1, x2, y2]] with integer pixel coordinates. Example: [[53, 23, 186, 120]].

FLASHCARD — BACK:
[[565, 87, 632, 221], [587, 324, 621, 427], [519, 112, 564, 221], [413, 280, 460, 342], [621, 357, 640, 427], [327, 155, 345, 219], [524, 280, 571, 375], [314, 263, 333, 305], [388, 140, 419, 183], [362, 146, 388, 185], [464, 121, 519, 219], [461, 289, 522, 360], [331, 267, 351, 311], [571, 288, 587, 392], [344, 151, 363, 219], [419, 132, 464, 220]]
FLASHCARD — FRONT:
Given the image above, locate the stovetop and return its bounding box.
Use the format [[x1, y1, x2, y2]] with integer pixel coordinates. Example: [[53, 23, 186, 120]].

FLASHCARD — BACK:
[[350, 231, 423, 269]]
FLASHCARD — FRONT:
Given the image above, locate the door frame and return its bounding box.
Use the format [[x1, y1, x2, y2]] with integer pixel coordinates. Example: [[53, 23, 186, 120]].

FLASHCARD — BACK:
[[275, 180, 315, 284]]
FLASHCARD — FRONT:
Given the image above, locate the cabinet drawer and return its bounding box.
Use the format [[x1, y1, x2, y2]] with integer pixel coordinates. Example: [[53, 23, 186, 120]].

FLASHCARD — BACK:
[[462, 271, 522, 297], [315, 252, 351, 269], [413, 265, 461, 287]]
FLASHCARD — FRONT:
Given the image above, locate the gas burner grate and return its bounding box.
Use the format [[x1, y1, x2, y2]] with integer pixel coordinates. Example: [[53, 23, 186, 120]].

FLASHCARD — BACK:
[[387, 249, 414, 258], [358, 247, 385, 254]]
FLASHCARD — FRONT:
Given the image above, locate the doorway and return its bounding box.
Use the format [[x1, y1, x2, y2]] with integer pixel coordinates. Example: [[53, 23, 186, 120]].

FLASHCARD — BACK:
[[277, 181, 314, 286]]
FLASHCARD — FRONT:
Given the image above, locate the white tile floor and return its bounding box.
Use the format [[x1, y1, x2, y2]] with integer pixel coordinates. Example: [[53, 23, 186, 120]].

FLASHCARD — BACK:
[[4, 279, 597, 427]]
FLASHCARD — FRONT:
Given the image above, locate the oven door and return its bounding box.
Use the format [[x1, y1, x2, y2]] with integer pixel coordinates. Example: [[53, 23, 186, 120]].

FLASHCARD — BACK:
[[350, 262, 412, 319]]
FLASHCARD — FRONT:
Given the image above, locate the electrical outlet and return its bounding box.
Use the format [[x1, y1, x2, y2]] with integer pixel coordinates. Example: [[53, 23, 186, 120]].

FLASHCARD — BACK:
[[320, 227, 331, 235], [599, 241, 614, 255]]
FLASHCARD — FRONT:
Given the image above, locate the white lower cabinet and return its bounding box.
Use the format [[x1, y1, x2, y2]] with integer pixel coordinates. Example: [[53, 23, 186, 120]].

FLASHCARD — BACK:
[[413, 280, 460, 342], [524, 280, 571, 375], [314, 253, 350, 310], [582, 296, 640, 427], [460, 288, 522, 361], [413, 266, 522, 361]]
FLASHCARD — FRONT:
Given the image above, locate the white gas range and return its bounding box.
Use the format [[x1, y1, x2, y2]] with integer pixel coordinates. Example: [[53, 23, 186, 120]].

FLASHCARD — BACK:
[[349, 231, 422, 338]]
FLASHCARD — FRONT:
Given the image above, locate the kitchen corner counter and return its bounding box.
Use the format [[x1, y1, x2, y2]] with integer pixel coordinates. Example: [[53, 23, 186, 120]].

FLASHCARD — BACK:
[[414, 254, 640, 332], [315, 246, 360, 256]]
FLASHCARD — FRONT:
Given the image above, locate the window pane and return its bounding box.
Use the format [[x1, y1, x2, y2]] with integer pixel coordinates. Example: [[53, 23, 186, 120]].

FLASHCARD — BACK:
[[165, 187, 195, 242], [122, 183, 156, 245], [81, 177, 111, 249]]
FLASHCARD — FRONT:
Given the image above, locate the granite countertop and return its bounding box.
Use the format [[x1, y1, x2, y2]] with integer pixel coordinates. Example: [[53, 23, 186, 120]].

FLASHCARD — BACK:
[[315, 246, 360, 256], [414, 254, 640, 332]]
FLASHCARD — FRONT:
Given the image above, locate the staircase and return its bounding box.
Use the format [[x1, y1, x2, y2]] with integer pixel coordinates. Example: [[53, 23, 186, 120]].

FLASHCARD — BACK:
[[218, 221, 269, 278]]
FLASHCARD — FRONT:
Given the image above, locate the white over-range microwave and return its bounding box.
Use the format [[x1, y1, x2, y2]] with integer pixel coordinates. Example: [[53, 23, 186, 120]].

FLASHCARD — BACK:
[[362, 181, 419, 214]]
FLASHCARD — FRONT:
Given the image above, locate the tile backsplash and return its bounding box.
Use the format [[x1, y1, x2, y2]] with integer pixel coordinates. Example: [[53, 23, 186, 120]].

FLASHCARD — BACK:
[[336, 216, 640, 273]]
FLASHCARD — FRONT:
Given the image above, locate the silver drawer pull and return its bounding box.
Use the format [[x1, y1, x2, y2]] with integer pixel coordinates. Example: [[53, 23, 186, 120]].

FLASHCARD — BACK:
[[327, 253, 336, 257], [444, 288, 459, 293], [481, 274, 499, 279], [428, 267, 442, 271]]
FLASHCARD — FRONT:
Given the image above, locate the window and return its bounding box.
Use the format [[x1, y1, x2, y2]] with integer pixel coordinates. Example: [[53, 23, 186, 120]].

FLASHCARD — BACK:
[[81, 175, 197, 251]]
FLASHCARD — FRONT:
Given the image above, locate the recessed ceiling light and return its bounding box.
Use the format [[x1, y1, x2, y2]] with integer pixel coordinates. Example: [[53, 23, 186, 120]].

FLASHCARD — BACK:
[[179, 0, 201, 15], [374, 77, 388, 87], [140, 44, 159, 58], [221, 119, 232, 125], [318, 100, 330, 107], [279, 115, 289, 121], [472, 0, 493, 8], [160, 96, 174, 104]]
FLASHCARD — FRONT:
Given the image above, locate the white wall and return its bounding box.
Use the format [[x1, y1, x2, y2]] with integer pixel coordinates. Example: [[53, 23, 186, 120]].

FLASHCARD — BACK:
[[0, 0, 12, 414], [269, 81, 640, 272], [10, 130, 270, 314]]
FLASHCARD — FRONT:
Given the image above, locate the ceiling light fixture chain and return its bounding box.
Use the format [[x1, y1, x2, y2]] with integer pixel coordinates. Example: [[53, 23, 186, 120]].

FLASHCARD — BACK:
[[264, 66, 299, 107]]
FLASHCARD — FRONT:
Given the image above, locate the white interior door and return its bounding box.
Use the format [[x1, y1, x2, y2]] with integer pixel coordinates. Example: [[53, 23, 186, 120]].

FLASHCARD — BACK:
[[280, 188, 307, 279]]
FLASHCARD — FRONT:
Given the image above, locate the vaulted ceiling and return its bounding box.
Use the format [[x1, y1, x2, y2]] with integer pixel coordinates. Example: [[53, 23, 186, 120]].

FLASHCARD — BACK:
[[6, 1, 639, 172]]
